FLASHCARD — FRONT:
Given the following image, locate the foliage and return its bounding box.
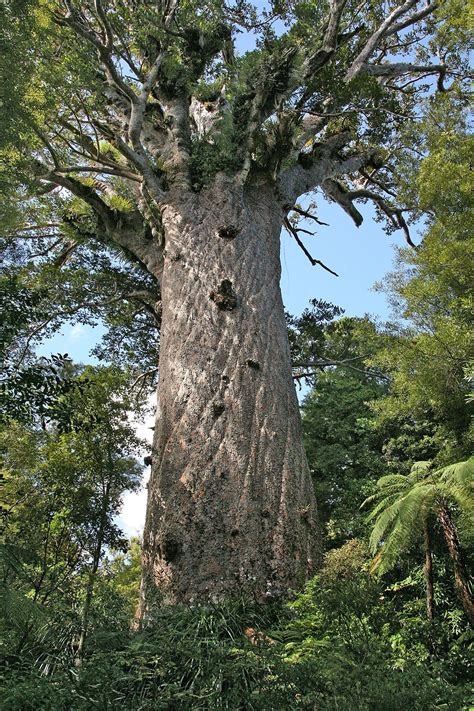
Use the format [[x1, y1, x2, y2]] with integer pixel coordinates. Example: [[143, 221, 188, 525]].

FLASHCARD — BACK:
[[1, 365, 144, 657], [0, 272, 77, 425], [1, 544, 471, 710], [372, 100, 473, 466], [100, 537, 143, 619]]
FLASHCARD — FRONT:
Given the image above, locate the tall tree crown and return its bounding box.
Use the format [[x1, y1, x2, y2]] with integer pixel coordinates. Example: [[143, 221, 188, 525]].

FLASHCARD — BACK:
[[1, 1, 469, 252]]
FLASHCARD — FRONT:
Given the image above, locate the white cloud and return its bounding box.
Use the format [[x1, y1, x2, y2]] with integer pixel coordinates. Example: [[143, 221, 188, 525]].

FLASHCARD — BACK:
[[69, 323, 85, 339], [119, 395, 156, 536], [119, 483, 149, 538]]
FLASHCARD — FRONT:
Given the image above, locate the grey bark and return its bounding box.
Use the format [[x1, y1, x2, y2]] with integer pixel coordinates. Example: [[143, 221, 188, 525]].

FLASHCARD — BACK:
[[139, 176, 319, 610]]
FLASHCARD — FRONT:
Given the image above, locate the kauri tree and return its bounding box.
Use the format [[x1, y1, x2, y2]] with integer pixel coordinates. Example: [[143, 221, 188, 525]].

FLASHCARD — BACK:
[[0, 0, 469, 609]]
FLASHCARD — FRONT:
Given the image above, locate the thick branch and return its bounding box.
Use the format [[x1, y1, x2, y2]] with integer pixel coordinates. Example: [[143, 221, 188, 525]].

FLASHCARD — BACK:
[[34, 164, 164, 274], [345, 0, 437, 81], [58, 4, 174, 196], [322, 179, 364, 226], [237, 46, 299, 183], [322, 180, 415, 246], [384, 1, 439, 36], [360, 61, 447, 90], [36, 167, 116, 228], [279, 132, 377, 204], [303, 0, 347, 77]]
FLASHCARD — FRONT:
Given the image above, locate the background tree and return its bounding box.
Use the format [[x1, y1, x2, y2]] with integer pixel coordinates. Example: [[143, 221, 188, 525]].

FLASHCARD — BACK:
[[288, 308, 388, 545], [371, 100, 473, 467], [1, 366, 143, 660], [0, 272, 76, 427], [1, 0, 470, 606]]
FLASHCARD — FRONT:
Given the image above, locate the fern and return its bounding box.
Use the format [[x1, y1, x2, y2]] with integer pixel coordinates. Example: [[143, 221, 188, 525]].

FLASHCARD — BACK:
[[365, 457, 473, 575]]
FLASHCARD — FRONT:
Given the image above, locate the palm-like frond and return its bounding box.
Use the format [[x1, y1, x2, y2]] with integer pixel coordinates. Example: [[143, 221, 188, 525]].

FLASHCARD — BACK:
[[364, 458, 471, 575], [370, 483, 438, 574], [437, 457, 474, 545], [437, 457, 474, 507]]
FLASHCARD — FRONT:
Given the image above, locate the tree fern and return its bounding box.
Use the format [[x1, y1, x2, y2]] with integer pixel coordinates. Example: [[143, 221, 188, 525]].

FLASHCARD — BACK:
[[364, 458, 473, 572], [363, 457, 474, 621]]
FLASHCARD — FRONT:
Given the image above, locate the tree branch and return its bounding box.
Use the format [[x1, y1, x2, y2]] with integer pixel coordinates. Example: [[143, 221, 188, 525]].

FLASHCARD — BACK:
[[345, 0, 437, 81], [35, 166, 116, 228], [292, 358, 390, 380], [322, 179, 364, 226], [360, 61, 447, 91], [279, 132, 378, 204], [322, 180, 416, 246], [291, 205, 329, 226], [384, 1, 439, 37], [237, 46, 299, 183], [58, 2, 136, 102], [283, 217, 339, 276], [302, 0, 348, 78]]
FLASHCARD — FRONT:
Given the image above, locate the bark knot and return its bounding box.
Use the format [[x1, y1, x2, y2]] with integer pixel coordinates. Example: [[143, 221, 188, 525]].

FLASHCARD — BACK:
[[216, 225, 240, 240], [212, 401, 225, 418], [210, 279, 238, 310], [246, 359, 260, 370], [160, 538, 182, 564]]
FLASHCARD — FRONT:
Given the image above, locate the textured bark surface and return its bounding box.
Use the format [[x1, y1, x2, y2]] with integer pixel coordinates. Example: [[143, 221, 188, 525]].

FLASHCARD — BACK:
[[437, 504, 474, 626], [140, 176, 319, 609]]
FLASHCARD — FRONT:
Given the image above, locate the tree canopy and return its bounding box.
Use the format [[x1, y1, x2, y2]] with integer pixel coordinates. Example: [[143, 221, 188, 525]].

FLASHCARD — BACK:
[[2, 0, 471, 268]]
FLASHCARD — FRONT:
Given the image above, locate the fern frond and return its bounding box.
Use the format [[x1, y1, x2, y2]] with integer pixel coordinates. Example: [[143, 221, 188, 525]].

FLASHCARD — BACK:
[[375, 474, 410, 489], [365, 496, 400, 523]]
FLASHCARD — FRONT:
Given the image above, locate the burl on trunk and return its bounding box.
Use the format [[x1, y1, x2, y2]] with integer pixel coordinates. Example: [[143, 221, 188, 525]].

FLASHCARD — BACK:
[[140, 177, 319, 610]]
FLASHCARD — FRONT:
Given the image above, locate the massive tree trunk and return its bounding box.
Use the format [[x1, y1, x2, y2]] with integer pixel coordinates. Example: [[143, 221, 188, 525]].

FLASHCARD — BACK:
[[139, 176, 319, 610]]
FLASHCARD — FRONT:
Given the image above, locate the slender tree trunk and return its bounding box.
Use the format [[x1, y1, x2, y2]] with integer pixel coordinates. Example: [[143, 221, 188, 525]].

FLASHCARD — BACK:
[[437, 503, 474, 626], [139, 177, 319, 611], [423, 522, 434, 622], [75, 483, 110, 663], [75, 561, 98, 665]]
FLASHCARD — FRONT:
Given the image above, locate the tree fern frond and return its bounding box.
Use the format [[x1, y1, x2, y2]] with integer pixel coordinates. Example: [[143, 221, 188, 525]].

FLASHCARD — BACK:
[[410, 461, 432, 477], [360, 493, 377, 510], [0, 584, 47, 632], [375, 474, 410, 489], [369, 500, 403, 553], [368, 481, 436, 571], [365, 496, 400, 523], [437, 457, 474, 497]]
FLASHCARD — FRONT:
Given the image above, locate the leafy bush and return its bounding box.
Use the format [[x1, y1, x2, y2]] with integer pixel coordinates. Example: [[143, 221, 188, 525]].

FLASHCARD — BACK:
[[2, 546, 471, 710]]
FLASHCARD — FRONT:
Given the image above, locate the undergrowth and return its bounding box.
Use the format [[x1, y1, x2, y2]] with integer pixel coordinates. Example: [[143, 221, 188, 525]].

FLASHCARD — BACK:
[[2, 563, 471, 710]]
